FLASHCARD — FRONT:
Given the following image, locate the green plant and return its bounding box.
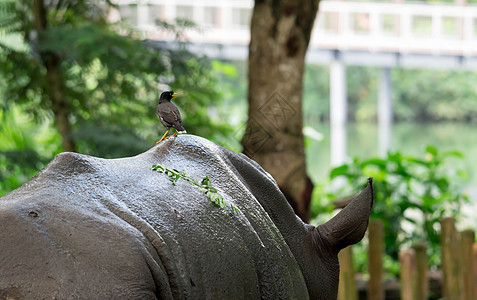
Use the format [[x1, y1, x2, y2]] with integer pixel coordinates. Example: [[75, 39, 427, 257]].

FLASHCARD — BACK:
[[328, 145, 468, 269], [151, 164, 241, 215], [0, 0, 239, 156], [0, 105, 59, 196]]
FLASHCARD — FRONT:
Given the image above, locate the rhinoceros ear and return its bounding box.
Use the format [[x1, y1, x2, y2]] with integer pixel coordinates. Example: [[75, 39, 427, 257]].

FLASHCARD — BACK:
[[316, 178, 374, 253]]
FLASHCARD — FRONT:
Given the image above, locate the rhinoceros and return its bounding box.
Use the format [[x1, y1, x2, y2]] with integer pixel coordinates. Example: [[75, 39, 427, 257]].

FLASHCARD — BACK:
[[0, 135, 373, 299]]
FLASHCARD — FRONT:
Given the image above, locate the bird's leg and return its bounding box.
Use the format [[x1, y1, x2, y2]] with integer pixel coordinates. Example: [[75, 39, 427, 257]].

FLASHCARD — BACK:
[[172, 129, 177, 137], [156, 128, 170, 144]]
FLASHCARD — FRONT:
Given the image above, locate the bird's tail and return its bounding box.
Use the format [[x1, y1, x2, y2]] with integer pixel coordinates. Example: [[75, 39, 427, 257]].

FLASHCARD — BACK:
[[174, 124, 186, 133]]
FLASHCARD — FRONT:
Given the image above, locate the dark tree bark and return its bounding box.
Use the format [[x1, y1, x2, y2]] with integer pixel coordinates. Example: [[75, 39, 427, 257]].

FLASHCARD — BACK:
[[242, 0, 320, 221], [33, 0, 76, 152]]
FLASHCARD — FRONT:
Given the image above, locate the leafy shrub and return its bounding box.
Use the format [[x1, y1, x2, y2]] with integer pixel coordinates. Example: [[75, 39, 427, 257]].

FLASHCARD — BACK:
[[327, 145, 469, 270]]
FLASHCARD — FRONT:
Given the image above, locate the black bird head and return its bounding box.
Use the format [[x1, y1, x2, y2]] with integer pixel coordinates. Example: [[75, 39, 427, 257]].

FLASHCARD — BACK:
[[159, 91, 178, 103]]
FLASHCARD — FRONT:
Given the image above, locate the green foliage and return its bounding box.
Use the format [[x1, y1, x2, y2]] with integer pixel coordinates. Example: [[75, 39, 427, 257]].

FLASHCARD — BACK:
[[0, 0, 242, 195], [303, 66, 380, 123], [303, 66, 477, 123], [328, 145, 469, 270], [206, 60, 248, 152], [351, 241, 400, 281], [0, 105, 61, 196], [303, 65, 330, 123], [0, 0, 238, 155], [393, 69, 477, 122], [309, 182, 335, 219], [151, 164, 241, 215]]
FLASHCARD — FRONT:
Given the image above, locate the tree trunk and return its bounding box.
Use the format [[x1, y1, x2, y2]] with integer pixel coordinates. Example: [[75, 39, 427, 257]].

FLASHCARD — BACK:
[[33, 0, 76, 152], [242, 0, 319, 221]]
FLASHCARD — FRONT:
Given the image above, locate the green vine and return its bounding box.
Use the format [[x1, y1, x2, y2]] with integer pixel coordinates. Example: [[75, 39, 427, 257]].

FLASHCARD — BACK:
[[151, 164, 241, 215]]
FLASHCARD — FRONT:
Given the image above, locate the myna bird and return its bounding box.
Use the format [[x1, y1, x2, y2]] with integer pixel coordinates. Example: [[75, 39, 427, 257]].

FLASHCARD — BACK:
[[156, 91, 186, 143]]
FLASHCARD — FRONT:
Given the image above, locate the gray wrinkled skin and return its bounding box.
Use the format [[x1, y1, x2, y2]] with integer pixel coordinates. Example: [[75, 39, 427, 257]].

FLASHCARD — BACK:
[[0, 135, 373, 300]]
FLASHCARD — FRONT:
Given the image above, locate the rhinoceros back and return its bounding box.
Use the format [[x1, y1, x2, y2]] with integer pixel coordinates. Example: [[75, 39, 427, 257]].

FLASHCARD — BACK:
[[0, 135, 308, 299]]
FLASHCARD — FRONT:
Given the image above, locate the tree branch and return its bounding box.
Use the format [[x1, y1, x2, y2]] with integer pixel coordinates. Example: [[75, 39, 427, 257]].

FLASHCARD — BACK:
[[33, 0, 76, 152]]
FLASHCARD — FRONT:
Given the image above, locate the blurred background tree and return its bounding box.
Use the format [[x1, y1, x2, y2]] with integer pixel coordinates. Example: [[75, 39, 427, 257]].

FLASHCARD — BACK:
[[243, 0, 319, 221], [302, 66, 477, 123]]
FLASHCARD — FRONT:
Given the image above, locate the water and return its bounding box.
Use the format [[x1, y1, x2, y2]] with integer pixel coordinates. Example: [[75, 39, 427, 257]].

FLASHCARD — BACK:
[[305, 122, 477, 202]]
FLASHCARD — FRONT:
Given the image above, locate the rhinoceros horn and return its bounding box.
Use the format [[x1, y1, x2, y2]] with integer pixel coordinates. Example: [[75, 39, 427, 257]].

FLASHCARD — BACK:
[[317, 178, 374, 253], [299, 178, 373, 299]]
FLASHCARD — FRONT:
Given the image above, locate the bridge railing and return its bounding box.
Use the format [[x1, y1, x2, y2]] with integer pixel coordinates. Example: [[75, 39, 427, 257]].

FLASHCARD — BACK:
[[112, 0, 477, 56], [314, 1, 477, 56]]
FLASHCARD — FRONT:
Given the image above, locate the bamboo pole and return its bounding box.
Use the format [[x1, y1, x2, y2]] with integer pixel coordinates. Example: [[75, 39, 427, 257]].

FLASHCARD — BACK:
[[461, 230, 475, 300], [338, 246, 358, 300], [473, 243, 477, 299], [399, 249, 416, 300], [412, 242, 428, 300], [441, 217, 464, 300], [368, 220, 384, 300]]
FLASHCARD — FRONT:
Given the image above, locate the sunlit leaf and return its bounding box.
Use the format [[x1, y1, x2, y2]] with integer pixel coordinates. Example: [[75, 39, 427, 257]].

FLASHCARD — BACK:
[[425, 145, 438, 156], [442, 150, 464, 159], [329, 165, 349, 179], [361, 158, 387, 169]]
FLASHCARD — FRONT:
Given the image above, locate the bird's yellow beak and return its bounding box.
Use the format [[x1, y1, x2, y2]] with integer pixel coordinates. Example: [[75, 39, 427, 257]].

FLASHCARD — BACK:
[[172, 93, 178, 98]]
